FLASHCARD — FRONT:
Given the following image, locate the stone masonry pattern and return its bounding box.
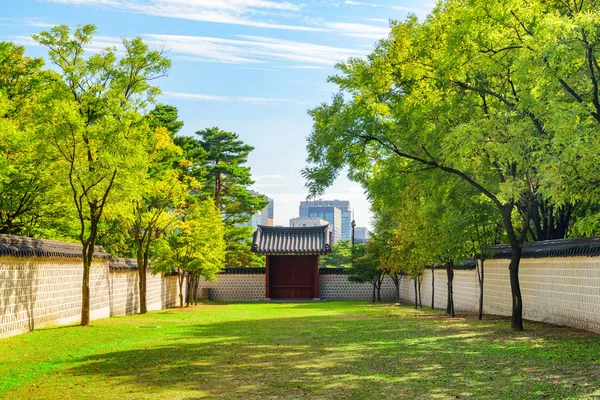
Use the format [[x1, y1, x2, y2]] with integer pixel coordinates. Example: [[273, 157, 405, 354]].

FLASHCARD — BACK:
[[2, 251, 600, 337]]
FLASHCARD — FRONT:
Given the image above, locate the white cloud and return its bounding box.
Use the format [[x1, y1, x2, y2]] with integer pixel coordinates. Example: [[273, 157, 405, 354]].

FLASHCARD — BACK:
[[344, 1, 435, 21], [144, 33, 364, 66], [13, 30, 364, 67], [282, 65, 327, 70], [40, 0, 402, 38], [345, 1, 383, 7], [41, 0, 325, 31], [391, 4, 435, 19], [324, 22, 389, 39], [363, 17, 389, 24], [163, 91, 315, 105], [0, 17, 56, 28]]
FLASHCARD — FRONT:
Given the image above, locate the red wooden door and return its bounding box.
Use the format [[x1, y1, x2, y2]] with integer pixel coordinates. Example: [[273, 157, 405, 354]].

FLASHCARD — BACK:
[[269, 255, 316, 299]]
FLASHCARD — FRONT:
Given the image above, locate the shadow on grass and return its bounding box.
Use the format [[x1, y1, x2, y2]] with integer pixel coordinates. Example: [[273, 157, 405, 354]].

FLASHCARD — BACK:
[[62, 306, 600, 399]]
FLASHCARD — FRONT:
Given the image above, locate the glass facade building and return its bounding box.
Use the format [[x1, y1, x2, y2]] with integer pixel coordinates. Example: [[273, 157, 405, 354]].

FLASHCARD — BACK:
[[239, 193, 274, 231], [299, 200, 350, 243]]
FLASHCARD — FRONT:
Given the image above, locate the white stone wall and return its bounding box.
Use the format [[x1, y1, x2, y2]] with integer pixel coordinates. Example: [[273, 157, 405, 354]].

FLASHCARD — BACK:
[[196, 273, 398, 302], [398, 257, 600, 333], [3, 254, 600, 336], [0, 257, 179, 338], [399, 269, 478, 312], [197, 274, 266, 301], [486, 257, 600, 333], [0, 257, 111, 337], [319, 274, 396, 301], [108, 271, 176, 316]]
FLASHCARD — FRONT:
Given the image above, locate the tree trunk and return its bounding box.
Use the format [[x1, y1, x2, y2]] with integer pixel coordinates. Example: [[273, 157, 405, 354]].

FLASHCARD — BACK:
[[372, 281, 376, 303], [500, 206, 524, 331], [80, 219, 98, 326], [136, 246, 148, 314], [446, 261, 455, 317], [186, 273, 192, 307], [139, 265, 147, 313], [509, 245, 523, 330], [477, 257, 484, 320], [193, 276, 199, 305], [431, 268, 435, 309], [418, 274, 422, 309], [394, 275, 400, 303], [413, 279, 418, 309], [178, 272, 184, 308], [81, 247, 91, 326], [376, 276, 382, 302]]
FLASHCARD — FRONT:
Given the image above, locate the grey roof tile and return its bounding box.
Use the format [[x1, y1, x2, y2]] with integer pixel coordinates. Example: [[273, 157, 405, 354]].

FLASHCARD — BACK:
[[488, 236, 600, 259], [251, 225, 333, 255], [0, 234, 109, 259], [109, 258, 141, 270]]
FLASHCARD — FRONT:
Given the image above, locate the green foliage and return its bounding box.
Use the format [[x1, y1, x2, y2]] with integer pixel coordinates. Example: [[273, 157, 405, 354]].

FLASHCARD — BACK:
[[346, 244, 377, 284], [0, 42, 73, 237], [302, 0, 600, 328], [153, 198, 226, 281], [320, 240, 356, 268], [175, 127, 267, 266], [33, 24, 171, 324], [148, 104, 184, 136]]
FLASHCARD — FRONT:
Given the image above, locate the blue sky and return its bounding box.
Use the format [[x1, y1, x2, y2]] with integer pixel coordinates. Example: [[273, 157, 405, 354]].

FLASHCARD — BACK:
[[2, 0, 435, 228]]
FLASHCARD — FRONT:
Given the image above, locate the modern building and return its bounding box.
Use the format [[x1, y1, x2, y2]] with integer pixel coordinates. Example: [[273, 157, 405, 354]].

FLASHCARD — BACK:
[[266, 196, 274, 226], [299, 200, 344, 243], [289, 217, 328, 228], [354, 227, 370, 244], [240, 192, 274, 231], [299, 200, 351, 243]]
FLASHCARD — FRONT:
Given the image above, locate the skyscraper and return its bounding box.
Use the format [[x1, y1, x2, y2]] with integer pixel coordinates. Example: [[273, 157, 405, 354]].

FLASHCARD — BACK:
[[354, 227, 370, 244], [240, 192, 274, 231], [299, 200, 351, 243]]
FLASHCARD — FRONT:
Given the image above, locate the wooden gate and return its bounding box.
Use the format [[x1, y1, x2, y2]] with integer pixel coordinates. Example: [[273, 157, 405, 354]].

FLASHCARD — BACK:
[[268, 255, 317, 299]]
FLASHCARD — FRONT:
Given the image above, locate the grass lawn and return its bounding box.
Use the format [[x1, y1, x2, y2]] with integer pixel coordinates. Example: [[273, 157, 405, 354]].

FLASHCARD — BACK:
[[0, 302, 599, 399]]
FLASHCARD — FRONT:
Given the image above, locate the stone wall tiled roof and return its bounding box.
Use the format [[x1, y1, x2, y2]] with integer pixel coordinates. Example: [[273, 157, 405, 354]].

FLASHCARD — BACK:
[[219, 267, 266, 275], [109, 258, 141, 271], [428, 260, 477, 270], [251, 225, 333, 255], [488, 237, 600, 259], [217, 268, 348, 275], [0, 234, 109, 259]]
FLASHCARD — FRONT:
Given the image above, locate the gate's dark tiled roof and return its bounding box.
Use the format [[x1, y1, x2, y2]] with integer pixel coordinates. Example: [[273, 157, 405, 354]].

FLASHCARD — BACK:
[[0, 234, 109, 259], [251, 225, 333, 255], [488, 236, 600, 259]]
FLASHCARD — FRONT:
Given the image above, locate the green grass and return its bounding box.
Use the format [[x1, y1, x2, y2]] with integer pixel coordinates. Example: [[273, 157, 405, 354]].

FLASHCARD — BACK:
[[1, 302, 599, 399]]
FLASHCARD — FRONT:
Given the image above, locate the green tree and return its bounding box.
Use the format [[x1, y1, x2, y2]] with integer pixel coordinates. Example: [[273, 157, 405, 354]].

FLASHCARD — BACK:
[[303, 5, 560, 329], [0, 42, 71, 237], [320, 240, 354, 268], [129, 105, 189, 314], [347, 243, 384, 303], [175, 128, 267, 267], [148, 104, 184, 136], [153, 198, 226, 307], [34, 24, 171, 325], [371, 225, 403, 303]]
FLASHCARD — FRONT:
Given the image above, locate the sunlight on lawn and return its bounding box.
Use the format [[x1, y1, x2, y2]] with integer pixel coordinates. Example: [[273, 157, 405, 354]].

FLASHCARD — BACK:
[[0, 302, 599, 399]]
